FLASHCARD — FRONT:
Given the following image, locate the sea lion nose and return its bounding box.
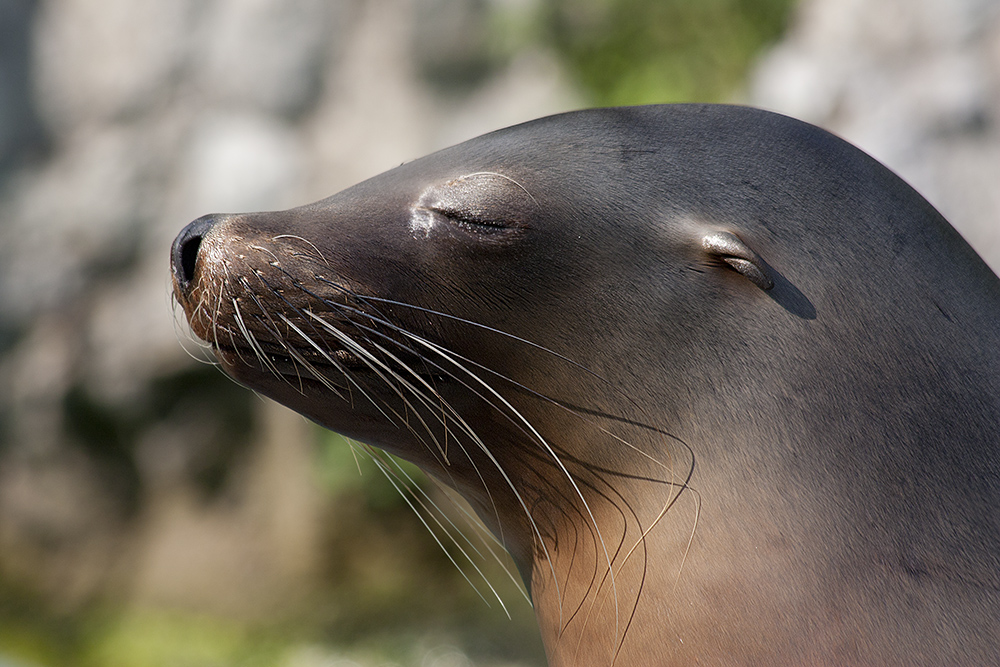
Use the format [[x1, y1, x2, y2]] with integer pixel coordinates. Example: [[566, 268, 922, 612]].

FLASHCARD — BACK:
[[171, 214, 220, 292]]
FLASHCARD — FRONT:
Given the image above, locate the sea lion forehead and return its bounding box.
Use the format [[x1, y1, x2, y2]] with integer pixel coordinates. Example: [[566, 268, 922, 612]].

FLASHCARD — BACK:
[[372, 106, 727, 201], [420, 105, 776, 197], [407, 107, 651, 176]]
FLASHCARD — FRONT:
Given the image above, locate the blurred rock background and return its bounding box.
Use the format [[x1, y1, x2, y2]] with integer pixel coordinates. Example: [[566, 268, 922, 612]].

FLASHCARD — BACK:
[[0, 0, 996, 665]]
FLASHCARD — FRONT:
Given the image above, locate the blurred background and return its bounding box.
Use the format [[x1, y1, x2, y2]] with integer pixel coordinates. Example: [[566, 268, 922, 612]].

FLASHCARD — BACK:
[[0, 0, 997, 665]]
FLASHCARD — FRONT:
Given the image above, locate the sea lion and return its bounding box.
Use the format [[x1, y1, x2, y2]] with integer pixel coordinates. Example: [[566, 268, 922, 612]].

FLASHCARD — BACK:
[[170, 105, 1000, 666]]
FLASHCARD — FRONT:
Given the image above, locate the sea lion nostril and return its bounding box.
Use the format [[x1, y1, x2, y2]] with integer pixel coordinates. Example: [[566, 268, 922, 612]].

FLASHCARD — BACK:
[[171, 214, 220, 289], [179, 233, 202, 285]]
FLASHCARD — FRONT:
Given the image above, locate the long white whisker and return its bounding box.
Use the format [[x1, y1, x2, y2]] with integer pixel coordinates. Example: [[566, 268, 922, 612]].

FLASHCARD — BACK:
[[302, 286, 677, 476], [284, 312, 453, 465], [271, 315, 457, 460], [401, 331, 619, 640], [305, 302, 687, 644], [187, 241, 700, 660], [369, 450, 516, 617], [272, 234, 330, 266], [231, 297, 283, 380], [302, 311, 508, 540]]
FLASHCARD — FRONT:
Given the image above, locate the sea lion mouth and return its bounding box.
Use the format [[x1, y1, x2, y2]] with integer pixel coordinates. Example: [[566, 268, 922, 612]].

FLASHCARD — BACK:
[[211, 324, 453, 389], [214, 339, 364, 375]]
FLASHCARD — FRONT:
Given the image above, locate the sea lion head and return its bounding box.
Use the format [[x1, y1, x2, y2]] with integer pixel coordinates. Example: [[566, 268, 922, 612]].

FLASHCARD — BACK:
[[171, 108, 779, 484]]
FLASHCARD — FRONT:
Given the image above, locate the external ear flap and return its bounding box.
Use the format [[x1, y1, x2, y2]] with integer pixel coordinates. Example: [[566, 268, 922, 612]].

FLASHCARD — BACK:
[[702, 231, 774, 291]]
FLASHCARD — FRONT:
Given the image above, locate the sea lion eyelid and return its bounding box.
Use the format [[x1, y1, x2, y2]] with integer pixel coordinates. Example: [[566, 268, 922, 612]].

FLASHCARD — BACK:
[[412, 176, 534, 235]]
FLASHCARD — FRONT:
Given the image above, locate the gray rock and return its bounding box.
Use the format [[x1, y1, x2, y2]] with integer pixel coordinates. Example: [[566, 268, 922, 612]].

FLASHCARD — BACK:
[[33, 0, 199, 133], [182, 110, 305, 214], [0, 0, 44, 169], [0, 125, 154, 322], [194, 0, 337, 118]]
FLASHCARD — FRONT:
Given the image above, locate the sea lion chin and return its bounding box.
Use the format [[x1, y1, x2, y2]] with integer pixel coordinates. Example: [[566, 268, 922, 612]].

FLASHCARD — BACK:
[[172, 105, 1000, 667]]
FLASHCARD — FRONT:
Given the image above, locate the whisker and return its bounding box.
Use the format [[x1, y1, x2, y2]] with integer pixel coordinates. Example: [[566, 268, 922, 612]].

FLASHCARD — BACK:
[[297, 283, 694, 647], [430, 482, 534, 606], [272, 234, 330, 266], [231, 297, 283, 381], [289, 311, 454, 465], [170, 296, 218, 366], [402, 331, 617, 638], [272, 312, 424, 432], [301, 311, 509, 535], [313, 277, 607, 383], [460, 171, 539, 206], [368, 449, 516, 617], [186, 234, 702, 663]]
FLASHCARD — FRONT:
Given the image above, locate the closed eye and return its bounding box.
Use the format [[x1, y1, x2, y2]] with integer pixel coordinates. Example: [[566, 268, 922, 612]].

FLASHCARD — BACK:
[[411, 172, 537, 238], [425, 205, 517, 231]]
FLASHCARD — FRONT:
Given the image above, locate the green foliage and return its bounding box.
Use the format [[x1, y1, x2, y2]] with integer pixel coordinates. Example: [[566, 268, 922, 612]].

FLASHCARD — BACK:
[[421, 0, 795, 104], [79, 610, 286, 667], [0, 582, 80, 666], [0, 584, 287, 667], [539, 0, 796, 105]]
